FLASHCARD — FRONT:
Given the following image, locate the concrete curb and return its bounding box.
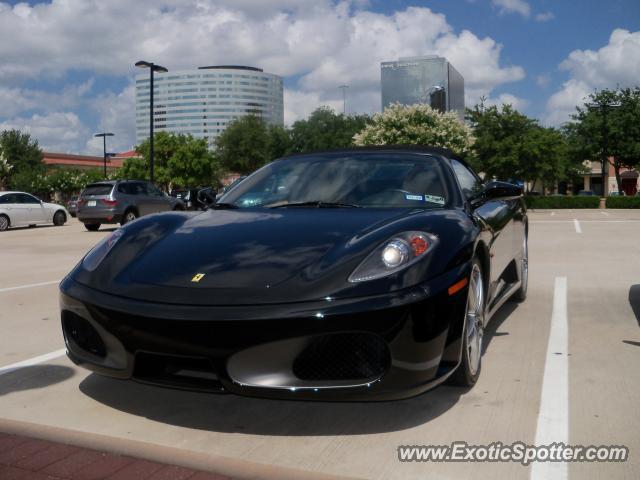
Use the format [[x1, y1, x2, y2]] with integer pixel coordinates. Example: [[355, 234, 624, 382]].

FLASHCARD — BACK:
[[0, 417, 362, 480]]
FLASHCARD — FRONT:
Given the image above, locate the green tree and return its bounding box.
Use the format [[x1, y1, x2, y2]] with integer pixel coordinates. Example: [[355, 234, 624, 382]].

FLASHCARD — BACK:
[[467, 103, 577, 191], [353, 103, 473, 156], [123, 132, 221, 190], [0, 129, 44, 188], [214, 115, 276, 174], [567, 87, 640, 194], [290, 107, 370, 153]]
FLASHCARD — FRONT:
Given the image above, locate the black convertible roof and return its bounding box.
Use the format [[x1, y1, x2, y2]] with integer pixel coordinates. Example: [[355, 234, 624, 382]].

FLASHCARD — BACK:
[[282, 145, 457, 160]]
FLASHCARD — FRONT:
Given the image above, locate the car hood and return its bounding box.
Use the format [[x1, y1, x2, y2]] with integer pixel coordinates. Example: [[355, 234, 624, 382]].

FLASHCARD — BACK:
[[74, 208, 473, 305]]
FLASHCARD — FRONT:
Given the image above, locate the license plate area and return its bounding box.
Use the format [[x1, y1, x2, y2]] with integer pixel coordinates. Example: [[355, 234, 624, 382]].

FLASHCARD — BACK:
[[87, 200, 97, 207]]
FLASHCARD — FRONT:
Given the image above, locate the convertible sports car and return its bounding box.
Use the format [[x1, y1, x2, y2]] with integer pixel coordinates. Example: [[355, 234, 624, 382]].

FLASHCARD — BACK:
[[60, 146, 527, 401]]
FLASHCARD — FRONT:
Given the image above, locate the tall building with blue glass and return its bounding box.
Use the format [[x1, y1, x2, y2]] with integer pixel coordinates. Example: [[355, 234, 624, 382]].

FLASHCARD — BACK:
[[381, 56, 465, 120], [135, 65, 283, 146]]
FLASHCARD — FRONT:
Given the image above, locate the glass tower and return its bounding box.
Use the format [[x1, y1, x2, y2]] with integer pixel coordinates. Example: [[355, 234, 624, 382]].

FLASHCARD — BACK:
[[381, 56, 465, 121], [135, 65, 284, 146]]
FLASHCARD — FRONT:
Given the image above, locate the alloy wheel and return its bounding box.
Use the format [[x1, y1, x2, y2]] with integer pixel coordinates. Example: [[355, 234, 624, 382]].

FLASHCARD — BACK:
[[521, 236, 528, 293], [465, 263, 484, 377]]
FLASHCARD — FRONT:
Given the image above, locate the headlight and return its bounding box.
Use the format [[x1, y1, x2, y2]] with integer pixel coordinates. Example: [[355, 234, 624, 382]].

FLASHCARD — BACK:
[[348, 231, 437, 283], [82, 228, 124, 271]]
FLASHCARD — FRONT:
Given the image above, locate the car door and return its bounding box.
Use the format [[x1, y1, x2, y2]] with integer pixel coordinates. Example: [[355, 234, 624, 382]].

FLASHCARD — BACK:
[[0, 193, 28, 226], [143, 182, 172, 213], [126, 181, 151, 216], [16, 193, 47, 224], [451, 160, 516, 306]]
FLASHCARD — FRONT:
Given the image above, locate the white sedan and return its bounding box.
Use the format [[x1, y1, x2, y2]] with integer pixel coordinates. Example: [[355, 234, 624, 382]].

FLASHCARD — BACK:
[[0, 191, 69, 231]]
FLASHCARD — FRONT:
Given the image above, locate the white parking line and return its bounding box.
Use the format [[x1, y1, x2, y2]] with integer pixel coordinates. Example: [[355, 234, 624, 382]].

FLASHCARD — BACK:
[[531, 220, 640, 223], [0, 280, 60, 293], [531, 277, 568, 480], [573, 219, 582, 233], [0, 349, 67, 376], [601, 211, 609, 216]]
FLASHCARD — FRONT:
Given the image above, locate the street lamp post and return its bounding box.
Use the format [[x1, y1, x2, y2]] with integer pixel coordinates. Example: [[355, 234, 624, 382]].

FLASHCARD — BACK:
[[135, 60, 168, 183], [94, 132, 114, 178], [339, 85, 349, 114]]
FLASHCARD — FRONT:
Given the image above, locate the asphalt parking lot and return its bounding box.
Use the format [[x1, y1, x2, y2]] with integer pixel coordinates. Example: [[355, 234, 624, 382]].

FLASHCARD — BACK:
[[1, 210, 639, 480]]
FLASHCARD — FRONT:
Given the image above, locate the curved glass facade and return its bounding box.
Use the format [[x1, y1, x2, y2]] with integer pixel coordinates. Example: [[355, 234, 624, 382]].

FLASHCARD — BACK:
[[135, 66, 284, 146]]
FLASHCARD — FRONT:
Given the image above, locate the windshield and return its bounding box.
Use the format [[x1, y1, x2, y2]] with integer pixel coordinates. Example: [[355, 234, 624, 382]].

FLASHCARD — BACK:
[[220, 153, 448, 209]]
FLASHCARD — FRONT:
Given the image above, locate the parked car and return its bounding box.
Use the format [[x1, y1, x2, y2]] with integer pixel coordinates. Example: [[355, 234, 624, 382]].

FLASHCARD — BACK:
[[76, 180, 184, 231], [0, 191, 69, 231], [60, 146, 528, 401], [169, 187, 201, 210], [67, 195, 79, 217]]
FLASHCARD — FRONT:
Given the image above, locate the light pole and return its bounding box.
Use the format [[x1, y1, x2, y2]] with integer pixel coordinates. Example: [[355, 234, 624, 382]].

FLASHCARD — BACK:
[[94, 132, 114, 178], [339, 84, 349, 114], [135, 60, 168, 183]]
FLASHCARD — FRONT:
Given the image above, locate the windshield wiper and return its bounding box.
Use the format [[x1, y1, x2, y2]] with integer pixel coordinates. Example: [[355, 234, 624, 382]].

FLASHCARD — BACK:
[[211, 202, 239, 209], [270, 201, 361, 209]]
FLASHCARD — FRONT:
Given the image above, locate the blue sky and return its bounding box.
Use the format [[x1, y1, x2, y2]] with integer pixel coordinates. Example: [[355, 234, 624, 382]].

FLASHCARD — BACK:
[[0, 0, 638, 154]]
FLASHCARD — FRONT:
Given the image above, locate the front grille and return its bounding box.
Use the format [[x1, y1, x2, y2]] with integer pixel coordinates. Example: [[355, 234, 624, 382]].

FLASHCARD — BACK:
[[292, 333, 389, 381], [133, 352, 223, 392], [62, 311, 106, 357]]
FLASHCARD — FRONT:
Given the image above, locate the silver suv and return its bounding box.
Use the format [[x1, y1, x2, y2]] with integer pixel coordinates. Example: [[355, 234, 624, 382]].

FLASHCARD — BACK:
[[77, 180, 183, 231]]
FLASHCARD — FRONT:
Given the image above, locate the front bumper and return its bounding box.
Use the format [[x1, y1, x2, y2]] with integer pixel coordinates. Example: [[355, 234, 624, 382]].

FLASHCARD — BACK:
[[60, 264, 470, 401]]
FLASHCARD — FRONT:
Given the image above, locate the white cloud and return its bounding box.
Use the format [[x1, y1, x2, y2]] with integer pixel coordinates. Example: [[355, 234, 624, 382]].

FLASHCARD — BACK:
[[0, 112, 90, 153], [491, 0, 530, 18], [85, 84, 137, 155], [544, 29, 640, 125], [536, 73, 551, 87], [0, 80, 94, 117], [484, 93, 530, 111], [535, 11, 555, 22], [0, 1, 526, 148]]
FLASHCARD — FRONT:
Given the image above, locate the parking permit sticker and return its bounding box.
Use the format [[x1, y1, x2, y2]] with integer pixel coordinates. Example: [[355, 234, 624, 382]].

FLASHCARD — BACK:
[[405, 194, 423, 201], [424, 194, 445, 205]]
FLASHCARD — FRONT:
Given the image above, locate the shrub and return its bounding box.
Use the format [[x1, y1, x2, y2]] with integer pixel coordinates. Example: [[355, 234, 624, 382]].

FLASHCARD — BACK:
[[606, 196, 640, 208], [524, 196, 600, 209], [353, 103, 474, 156]]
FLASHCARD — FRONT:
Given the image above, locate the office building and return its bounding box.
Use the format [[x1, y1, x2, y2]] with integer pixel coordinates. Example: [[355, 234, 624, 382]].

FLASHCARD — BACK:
[[381, 56, 465, 120], [135, 65, 284, 146]]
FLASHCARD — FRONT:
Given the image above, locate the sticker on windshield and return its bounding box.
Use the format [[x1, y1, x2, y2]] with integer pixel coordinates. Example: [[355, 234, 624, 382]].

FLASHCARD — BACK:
[[405, 194, 423, 201], [424, 194, 446, 205]]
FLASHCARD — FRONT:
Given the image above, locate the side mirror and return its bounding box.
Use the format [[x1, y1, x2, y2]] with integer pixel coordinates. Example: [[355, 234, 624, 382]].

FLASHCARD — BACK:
[[197, 188, 217, 209], [482, 181, 523, 199], [470, 181, 522, 205]]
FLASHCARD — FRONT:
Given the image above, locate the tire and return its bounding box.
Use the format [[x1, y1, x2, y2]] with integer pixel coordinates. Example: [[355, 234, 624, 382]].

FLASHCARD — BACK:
[[121, 209, 138, 226], [84, 223, 100, 231], [513, 234, 528, 302], [0, 214, 9, 232], [449, 257, 485, 387], [53, 210, 66, 226]]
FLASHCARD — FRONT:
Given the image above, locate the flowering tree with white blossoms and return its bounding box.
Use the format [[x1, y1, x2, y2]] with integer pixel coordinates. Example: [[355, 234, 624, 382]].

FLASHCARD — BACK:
[[0, 151, 13, 190], [353, 103, 474, 156]]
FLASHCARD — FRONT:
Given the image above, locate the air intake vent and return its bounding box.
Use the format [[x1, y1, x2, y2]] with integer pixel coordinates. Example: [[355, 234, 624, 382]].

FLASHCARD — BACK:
[[293, 333, 389, 381], [62, 311, 106, 358]]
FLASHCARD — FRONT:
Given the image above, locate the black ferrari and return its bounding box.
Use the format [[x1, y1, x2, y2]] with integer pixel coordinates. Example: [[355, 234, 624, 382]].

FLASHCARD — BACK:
[[60, 146, 527, 401]]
